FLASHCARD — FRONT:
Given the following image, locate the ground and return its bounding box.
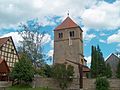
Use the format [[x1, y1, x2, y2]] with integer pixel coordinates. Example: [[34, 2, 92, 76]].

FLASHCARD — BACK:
[[6, 84, 51, 90]]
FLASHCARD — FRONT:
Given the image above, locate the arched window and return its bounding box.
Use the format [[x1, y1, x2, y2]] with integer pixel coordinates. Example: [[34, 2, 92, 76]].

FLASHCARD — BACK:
[[69, 31, 74, 37], [81, 59, 84, 64], [58, 32, 63, 38]]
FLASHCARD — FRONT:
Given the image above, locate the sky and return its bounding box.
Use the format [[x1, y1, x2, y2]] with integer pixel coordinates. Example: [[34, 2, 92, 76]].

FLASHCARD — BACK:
[[0, 0, 120, 66]]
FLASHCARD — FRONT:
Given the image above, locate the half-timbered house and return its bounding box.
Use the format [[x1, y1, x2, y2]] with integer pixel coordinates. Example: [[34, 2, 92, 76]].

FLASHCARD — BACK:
[[0, 36, 19, 80]]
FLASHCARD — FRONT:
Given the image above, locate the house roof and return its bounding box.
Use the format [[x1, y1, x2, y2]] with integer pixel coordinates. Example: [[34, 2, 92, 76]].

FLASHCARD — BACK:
[[83, 65, 90, 72], [105, 53, 120, 62], [0, 58, 10, 73], [54, 17, 79, 30], [0, 37, 11, 47]]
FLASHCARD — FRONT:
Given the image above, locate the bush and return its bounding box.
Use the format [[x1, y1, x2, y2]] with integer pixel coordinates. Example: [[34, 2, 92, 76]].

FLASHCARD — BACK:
[[95, 77, 109, 90], [10, 53, 34, 84], [34, 64, 52, 77], [52, 64, 74, 90]]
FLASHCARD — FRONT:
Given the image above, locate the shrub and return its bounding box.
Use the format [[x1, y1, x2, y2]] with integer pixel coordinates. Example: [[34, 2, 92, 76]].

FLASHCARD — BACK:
[[95, 77, 109, 90], [52, 64, 74, 90], [10, 53, 34, 84]]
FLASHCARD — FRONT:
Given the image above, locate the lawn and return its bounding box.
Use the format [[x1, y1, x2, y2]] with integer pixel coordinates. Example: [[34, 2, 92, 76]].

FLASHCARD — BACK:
[[7, 87, 50, 90], [6, 84, 52, 90]]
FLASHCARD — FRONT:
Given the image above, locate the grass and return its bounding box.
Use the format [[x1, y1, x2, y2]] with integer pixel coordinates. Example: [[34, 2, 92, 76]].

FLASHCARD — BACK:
[[6, 84, 51, 90]]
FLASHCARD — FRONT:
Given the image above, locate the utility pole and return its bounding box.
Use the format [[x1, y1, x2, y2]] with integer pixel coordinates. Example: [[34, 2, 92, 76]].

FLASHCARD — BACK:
[[65, 59, 83, 89]]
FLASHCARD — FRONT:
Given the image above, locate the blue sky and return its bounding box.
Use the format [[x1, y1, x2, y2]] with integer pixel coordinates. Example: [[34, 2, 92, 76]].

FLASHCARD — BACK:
[[0, 0, 120, 65]]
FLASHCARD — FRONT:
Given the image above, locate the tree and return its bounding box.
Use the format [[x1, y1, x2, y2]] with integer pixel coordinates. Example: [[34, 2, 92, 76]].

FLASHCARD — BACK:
[[116, 59, 120, 78], [90, 45, 106, 78], [17, 19, 46, 67], [52, 64, 74, 90], [106, 63, 112, 78], [44, 64, 52, 77], [97, 45, 106, 77], [91, 46, 97, 78], [35, 64, 52, 77], [10, 53, 34, 84]]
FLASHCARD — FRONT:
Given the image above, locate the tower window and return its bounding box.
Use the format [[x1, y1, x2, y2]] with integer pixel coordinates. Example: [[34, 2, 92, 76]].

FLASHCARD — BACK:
[[80, 33, 82, 38], [58, 33, 63, 38], [69, 31, 74, 37]]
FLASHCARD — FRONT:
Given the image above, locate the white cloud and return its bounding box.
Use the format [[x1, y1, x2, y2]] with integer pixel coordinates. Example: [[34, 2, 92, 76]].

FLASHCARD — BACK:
[[50, 40, 54, 48], [116, 43, 120, 51], [85, 34, 96, 41], [41, 33, 51, 45], [0, 0, 97, 28], [0, 32, 51, 47], [117, 44, 120, 47], [82, 27, 96, 41], [1, 0, 119, 30], [84, 56, 91, 65], [81, 1, 120, 29], [48, 50, 53, 57], [107, 30, 120, 43], [0, 32, 23, 47], [100, 33, 108, 36], [99, 39, 106, 43]]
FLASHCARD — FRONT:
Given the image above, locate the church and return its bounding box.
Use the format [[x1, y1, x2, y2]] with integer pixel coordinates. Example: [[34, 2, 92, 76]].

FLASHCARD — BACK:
[[0, 36, 19, 80], [53, 16, 90, 78]]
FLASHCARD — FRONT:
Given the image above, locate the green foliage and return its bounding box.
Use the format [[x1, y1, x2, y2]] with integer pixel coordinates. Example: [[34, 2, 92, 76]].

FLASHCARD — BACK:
[[91, 46, 97, 78], [106, 63, 112, 78], [35, 64, 52, 77], [10, 53, 34, 83], [7, 85, 51, 90], [96, 77, 109, 90], [116, 59, 120, 78], [91, 45, 107, 78], [52, 64, 74, 90], [43, 64, 52, 77]]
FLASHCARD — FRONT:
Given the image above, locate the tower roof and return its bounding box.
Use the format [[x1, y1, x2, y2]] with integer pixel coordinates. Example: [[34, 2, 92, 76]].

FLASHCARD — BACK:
[[55, 17, 79, 30]]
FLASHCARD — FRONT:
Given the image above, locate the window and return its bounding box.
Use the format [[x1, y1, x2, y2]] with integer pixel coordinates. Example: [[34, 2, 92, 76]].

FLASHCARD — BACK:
[[69, 31, 74, 37], [80, 33, 82, 38], [58, 32, 63, 38], [81, 59, 84, 64]]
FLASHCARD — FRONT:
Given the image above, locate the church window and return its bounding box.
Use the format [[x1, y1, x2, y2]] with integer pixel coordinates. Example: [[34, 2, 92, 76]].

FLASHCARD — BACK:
[[69, 31, 74, 37], [81, 59, 84, 64], [58, 32, 63, 38], [80, 33, 82, 38]]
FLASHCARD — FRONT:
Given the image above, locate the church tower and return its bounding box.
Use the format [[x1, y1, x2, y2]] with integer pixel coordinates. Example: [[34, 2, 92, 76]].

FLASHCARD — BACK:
[[53, 16, 84, 77]]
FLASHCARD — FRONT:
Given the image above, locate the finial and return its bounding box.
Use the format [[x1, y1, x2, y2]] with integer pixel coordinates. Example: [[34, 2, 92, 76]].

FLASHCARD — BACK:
[[67, 10, 69, 17]]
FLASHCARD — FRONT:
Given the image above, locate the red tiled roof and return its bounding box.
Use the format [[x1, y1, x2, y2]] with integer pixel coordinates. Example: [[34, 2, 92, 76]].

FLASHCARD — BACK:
[[0, 37, 10, 47], [55, 17, 79, 30], [0, 58, 10, 73], [83, 65, 90, 72]]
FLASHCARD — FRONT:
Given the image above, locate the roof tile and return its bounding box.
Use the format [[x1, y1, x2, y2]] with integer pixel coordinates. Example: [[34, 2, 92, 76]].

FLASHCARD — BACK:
[[55, 17, 79, 30], [0, 37, 10, 47]]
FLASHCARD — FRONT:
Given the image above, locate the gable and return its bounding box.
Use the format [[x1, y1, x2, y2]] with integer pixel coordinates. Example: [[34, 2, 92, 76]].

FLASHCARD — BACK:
[[106, 53, 120, 77], [106, 54, 120, 63], [0, 37, 19, 70]]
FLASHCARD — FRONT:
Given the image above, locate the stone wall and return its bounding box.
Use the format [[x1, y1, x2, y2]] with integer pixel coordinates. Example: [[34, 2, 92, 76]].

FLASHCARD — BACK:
[[32, 77, 120, 90], [0, 81, 12, 90]]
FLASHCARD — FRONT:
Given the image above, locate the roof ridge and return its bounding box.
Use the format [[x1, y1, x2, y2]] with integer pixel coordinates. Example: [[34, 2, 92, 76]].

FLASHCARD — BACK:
[[105, 53, 120, 62], [0, 36, 11, 39]]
